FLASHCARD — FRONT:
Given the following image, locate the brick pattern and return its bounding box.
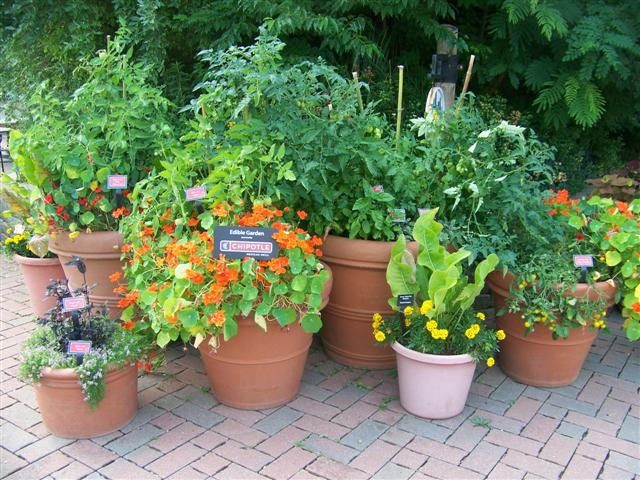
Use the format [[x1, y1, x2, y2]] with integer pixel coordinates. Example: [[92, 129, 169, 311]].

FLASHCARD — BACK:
[[1, 255, 639, 479]]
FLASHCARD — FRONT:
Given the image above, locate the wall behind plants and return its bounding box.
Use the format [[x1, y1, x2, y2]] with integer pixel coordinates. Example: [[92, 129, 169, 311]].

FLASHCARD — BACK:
[[2, 0, 638, 189]]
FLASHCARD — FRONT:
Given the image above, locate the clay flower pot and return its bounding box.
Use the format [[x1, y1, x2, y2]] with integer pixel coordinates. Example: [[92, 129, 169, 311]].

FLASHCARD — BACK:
[[321, 235, 417, 369], [13, 254, 65, 317], [49, 231, 124, 318], [35, 364, 138, 438], [392, 342, 476, 419], [198, 264, 332, 410], [487, 271, 617, 387]]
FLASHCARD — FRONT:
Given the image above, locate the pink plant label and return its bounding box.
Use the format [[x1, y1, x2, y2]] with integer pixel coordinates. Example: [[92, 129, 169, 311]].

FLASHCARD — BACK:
[[418, 208, 428, 216], [67, 340, 92, 355], [62, 295, 88, 311], [185, 186, 207, 201], [573, 255, 594, 268], [107, 175, 128, 190], [372, 185, 384, 192]]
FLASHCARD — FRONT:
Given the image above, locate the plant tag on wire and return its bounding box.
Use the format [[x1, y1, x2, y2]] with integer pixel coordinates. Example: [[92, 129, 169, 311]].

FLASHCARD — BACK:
[[213, 226, 279, 260], [397, 294, 415, 309], [185, 186, 207, 201], [106, 175, 128, 190], [418, 208, 428, 216], [573, 255, 594, 268], [372, 185, 384, 193], [62, 295, 88, 311], [67, 340, 92, 355], [389, 208, 406, 223]]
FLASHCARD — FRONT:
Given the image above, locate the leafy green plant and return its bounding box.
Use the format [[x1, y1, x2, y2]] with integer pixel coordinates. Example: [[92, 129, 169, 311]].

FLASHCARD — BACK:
[[373, 209, 502, 364]]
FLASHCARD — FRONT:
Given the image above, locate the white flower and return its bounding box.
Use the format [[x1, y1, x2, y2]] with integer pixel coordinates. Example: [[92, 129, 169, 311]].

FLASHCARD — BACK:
[[468, 142, 477, 153], [478, 129, 492, 138]]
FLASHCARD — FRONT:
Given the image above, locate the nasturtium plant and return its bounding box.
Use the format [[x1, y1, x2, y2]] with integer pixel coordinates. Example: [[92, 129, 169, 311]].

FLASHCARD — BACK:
[[374, 208, 502, 364]]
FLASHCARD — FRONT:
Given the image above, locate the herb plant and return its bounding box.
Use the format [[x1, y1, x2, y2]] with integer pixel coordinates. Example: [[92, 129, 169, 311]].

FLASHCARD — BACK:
[[373, 209, 502, 365]]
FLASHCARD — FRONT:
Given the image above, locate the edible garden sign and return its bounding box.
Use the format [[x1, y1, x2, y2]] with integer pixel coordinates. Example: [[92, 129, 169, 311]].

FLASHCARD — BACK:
[[213, 226, 279, 260]]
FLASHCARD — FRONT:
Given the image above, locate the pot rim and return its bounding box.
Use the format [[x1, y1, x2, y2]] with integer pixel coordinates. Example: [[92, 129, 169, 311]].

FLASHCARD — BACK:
[[39, 362, 134, 380], [392, 341, 475, 364], [13, 253, 60, 265]]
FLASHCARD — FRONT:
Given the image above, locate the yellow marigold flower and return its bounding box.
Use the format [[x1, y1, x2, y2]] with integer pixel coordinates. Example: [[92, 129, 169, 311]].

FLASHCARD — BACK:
[[372, 313, 382, 322], [404, 306, 414, 316], [430, 328, 440, 339], [471, 323, 480, 334], [465, 327, 477, 340], [438, 329, 449, 340], [69, 231, 80, 239], [496, 329, 506, 341], [476, 312, 485, 321], [425, 320, 438, 332], [5, 227, 11, 234], [405, 317, 412, 327], [420, 300, 434, 315], [524, 321, 532, 328], [374, 331, 386, 342], [486, 357, 495, 367]]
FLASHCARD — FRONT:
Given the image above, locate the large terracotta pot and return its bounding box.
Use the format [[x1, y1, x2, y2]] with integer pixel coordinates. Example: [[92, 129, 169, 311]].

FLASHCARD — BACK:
[[487, 271, 617, 387], [49, 231, 124, 318], [321, 235, 417, 369], [392, 342, 476, 419], [35, 364, 137, 438], [199, 264, 333, 410], [14, 254, 65, 317]]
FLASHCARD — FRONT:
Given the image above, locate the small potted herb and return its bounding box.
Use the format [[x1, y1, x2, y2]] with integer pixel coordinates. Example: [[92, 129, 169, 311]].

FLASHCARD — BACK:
[[374, 209, 501, 419], [19, 262, 153, 438]]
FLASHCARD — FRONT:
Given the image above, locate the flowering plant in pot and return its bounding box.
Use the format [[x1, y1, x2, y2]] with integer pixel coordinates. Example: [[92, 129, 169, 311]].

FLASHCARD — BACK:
[[373, 209, 501, 419], [18, 265, 153, 438], [8, 32, 173, 314], [1, 177, 65, 316], [487, 189, 621, 386]]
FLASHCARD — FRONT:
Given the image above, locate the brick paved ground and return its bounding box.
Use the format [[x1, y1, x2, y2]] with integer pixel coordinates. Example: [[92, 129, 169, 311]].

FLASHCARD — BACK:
[[1, 255, 639, 479]]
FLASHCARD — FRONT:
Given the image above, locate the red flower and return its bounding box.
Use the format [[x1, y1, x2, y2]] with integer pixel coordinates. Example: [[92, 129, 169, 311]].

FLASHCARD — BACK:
[[297, 210, 308, 220], [163, 223, 175, 234], [56, 205, 64, 215], [44, 194, 53, 204], [632, 302, 640, 313], [109, 271, 123, 283], [62, 213, 70, 222], [122, 321, 136, 331], [576, 234, 584, 241]]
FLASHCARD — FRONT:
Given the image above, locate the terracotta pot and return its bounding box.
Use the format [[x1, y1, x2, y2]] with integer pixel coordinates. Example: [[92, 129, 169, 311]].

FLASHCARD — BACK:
[[321, 235, 417, 369], [487, 271, 617, 387], [392, 342, 476, 419], [13, 254, 65, 317], [49, 231, 124, 318], [198, 264, 333, 410], [35, 364, 137, 438]]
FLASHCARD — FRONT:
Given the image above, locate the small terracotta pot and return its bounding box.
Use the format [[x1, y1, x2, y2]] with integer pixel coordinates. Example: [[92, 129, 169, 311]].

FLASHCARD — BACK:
[[13, 254, 65, 317], [321, 235, 418, 369], [392, 342, 476, 419], [487, 271, 617, 387], [49, 231, 124, 318], [35, 364, 138, 438]]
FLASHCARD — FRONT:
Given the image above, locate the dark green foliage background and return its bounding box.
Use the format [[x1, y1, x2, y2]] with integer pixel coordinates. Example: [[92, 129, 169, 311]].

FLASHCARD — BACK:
[[2, 0, 638, 189]]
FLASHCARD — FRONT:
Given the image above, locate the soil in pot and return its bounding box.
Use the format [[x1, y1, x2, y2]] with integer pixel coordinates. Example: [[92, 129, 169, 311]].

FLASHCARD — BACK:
[[392, 342, 476, 419], [487, 271, 617, 387], [49, 231, 124, 318], [321, 235, 418, 369], [14, 254, 65, 317], [35, 364, 138, 438]]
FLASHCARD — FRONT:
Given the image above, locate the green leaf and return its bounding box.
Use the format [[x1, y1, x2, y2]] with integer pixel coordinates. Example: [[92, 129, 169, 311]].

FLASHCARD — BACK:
[[201, 213, 213, 230], [140, 289, 157, 306], [243, 285, 259, 301], [223, 317, 238, 341], [157, 331, 170, 348], [175, 263, 191, 279], [413, 210, 446, 271], [456, 253, 499, 310], [288, 249, 304, 274], [239, 299, 253, 316], [568, 215, 583, 229], [428, 266, 459, 313], [80, 211, 95, 225], [301, 313, 322, 333], [96, 167, 110, 182], [605, 251, 621, 266], [163, 297, 178, 317], [272, 307, 296, 326], [178, 308, 198, 328], [120, 305, 134, 321], [386, 234, 418, 307], [291, 275, 308, 292], [255, 314, 267, 332]]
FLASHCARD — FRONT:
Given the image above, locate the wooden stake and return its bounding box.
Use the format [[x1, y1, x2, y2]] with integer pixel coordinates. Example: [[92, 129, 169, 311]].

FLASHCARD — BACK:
[[352, 72, 364, 112], [395, 65, 404, 142], [461, 55, 475, 98]]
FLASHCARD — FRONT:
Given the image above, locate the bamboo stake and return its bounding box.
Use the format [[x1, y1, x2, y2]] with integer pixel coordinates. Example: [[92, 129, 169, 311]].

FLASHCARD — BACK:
[[395, 65, 404, 142], [460, 54, 476, 98], [352, 72, 364, 112]]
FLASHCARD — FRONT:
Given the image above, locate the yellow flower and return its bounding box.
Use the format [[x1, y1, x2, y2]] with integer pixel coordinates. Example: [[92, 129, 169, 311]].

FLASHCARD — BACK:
[[90, 180, 99, 191], [486, 357, 495, 367], [496, 330, 506, 341], [425, 320, 438, 332], [374, 331, 386, 342], [404, 317, 412, 327], [465, 327, 477, 340], [471, 323, 480, 334], [5, 227, 11, 234], [69, 231, 80, 239], [420, 300, 434, 315], [372, 313, 382, 322], [403, 306, 414, 316], [524, 321, 532, 328], [430, 328, 440, 339], [438, 329, 448, 340], [476, 312, 485, 321]]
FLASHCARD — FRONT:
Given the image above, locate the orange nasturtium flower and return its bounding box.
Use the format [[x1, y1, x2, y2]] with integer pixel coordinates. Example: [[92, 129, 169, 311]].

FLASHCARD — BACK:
[[109, 271, 123, 283], [208, 310, 226, 327], [632, 302, 640, 313], [185, 269, 205, 285], [212, 202, 230, 217], [296, 210, 308, 220]]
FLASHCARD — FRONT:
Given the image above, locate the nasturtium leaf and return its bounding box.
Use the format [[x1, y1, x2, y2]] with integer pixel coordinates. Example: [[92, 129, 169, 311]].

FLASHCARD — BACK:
[[254, 314, 268, 332], [168, 327, 180, 341], [243, 285, 259, 301], [175, 263, 191, 279], [288, 249, 304, 274], [605, 251, 621, 266], [80, 211, 95, 225], [291, 275, 308, 292], [120, 305, 134, 321], [223, 317, 238, 341], [157, 331, 170, 348], [301, 313, 322, 333], [272, 307, 296, 326], [239, 299, 253, 316], [178, 308, 198, 328], [96, 167, 109, 182], [255, 302, 271, 316], [308, 293, 323, 310], [290, 291, 306, 304], [273, 282, 288, 295], [201, 213, 213, 230]]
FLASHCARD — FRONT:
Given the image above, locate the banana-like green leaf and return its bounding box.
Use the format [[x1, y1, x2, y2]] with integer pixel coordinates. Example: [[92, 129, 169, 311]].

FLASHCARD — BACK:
[[386, 234, 418, 309], [413, 209, 446, 271], [456, 253, 499, 310], [428, 266, 459, 314]]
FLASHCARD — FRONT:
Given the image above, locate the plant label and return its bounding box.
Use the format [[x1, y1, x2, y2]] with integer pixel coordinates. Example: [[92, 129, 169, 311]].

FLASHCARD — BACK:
[[573, 255, 594, 268], [185, 186, 207, 201], [397, 294, 415, 308], [372, 185, 384, 193], [67, 340, 92, 355], [107, 175, 128, 190], [390, 208, 406, 223], [418, 208, 428, 216], [62, 295, 88, 311], [213, 226, 279, 260]]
